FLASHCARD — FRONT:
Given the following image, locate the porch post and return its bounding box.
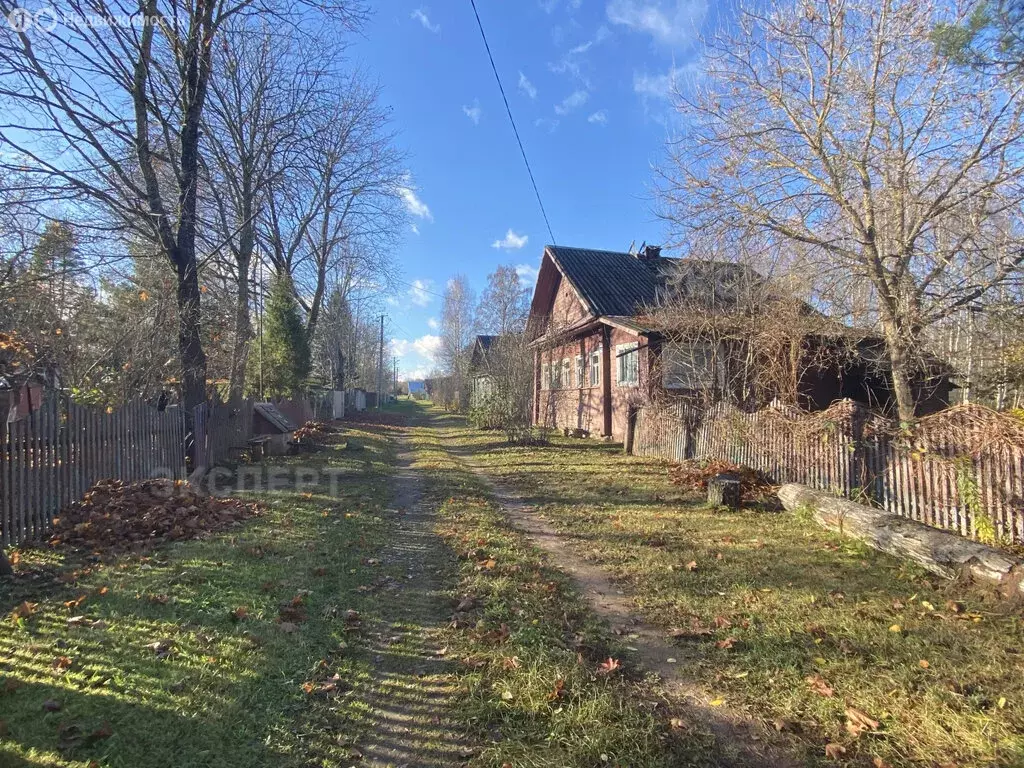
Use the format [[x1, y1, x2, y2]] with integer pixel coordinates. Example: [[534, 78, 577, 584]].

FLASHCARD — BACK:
[[601, 325, 613, 437]]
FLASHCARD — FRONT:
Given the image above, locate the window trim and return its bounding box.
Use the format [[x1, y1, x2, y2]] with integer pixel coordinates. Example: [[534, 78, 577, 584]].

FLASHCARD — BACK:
[[616, 342, 639, 387], [575, 355, 585, 387], [541, 362, 550, 391], [561, 358, 572, 389], [662, 341, 719, 391], [589, 346, 602, 387]]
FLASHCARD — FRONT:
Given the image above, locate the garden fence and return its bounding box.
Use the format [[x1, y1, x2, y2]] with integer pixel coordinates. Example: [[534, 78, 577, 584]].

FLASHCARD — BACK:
[[634, 399, 1024, 545], [1, 397, 186, 547]]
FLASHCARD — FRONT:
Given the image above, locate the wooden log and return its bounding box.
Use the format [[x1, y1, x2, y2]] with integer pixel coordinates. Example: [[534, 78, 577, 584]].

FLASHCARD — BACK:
[[708, 473, 741, 509], [778, 483, 1024, 596]]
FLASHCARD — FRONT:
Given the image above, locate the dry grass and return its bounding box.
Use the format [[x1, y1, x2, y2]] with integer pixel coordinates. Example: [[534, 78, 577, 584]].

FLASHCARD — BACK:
[[442, 413, 1024, 767]]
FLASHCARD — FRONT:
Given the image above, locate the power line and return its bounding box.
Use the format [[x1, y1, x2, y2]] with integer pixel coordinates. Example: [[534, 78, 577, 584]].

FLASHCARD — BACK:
[[469, 0, 556, 245]]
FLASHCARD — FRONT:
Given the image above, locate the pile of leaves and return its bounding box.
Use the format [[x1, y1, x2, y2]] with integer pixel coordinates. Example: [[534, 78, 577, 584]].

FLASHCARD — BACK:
[[668, 458, 776, 503], [48, 479, 260, 556], [292, 421, 340, 443]]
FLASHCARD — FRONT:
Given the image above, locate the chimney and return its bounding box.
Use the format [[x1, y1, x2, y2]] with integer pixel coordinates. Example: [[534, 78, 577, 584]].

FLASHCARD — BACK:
[[636, 243, 662, 262]]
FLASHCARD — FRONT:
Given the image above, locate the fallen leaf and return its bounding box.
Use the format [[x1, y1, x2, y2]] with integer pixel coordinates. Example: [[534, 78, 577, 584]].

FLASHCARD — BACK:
[[12, 601, 36, 619], [231, 606, 248, 621], [546, 679, 565, 701], [684, 561, 698, 571], [805, 674, 834, 698], [715, 637, 737, 650], [709, 698, 725, 707], [42, 699, 62, 712], [888, 624, 902, 633], [669, 717, 686, 729], [597, 657, 620, 675], [501, 690, 513, 700], [824, 743, 846, 759], [873, 758, 893, 768], [919, 659, 930, 669], [845, 706, 880, 737], [52, 656, 73, 671]]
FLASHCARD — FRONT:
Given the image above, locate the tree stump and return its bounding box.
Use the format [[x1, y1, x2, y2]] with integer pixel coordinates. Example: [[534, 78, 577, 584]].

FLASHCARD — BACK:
[[708, 473, 741, 509]]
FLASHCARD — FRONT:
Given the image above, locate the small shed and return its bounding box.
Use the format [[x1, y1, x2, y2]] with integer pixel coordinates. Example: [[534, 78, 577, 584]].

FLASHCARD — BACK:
[[252, 402, 297, 456]]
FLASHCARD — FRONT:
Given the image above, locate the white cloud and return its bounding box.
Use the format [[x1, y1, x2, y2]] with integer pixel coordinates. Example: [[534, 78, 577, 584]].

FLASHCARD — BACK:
[[462, 99, 482, 125], [408, 279, 434, 307], [398, 177, 433, 221], [492, 229, 529, 250], [633, 62, 699, 101], [411, 222, 420, 235], [427, 317, 439, 329], [411, 8, 440, 33], [518, 71, 537, 99], [391, 333, 442, 363], [606, 0, 706, 48], [588, 109, 608, 124], [554, 89, 589, 115], [515, 263, 540, 284], [534, 117, 560, 133]]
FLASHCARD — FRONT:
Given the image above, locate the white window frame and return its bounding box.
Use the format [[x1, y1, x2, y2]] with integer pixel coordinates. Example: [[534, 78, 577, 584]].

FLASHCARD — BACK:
[[589, 346, 602, 387], [663, 341, 720, 391], [561, 358, 572, 389], [541, 362, 549, 390], [616, 342, 639, 387], [575, 355, 585, 387]]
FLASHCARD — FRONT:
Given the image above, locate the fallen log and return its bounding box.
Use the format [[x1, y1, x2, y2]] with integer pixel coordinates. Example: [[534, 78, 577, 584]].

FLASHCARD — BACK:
[[778, 483, 1024, 597]]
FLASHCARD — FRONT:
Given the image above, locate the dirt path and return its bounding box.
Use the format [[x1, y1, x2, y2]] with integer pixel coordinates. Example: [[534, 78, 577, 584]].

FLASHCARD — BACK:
[[350, 434, 472, 767], [446, 446, 800, 768]]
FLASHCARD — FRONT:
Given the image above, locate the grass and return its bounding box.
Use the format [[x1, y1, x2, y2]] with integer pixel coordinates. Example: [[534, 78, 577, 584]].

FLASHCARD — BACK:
[[401, 402, 704, 768], [0, 423, 398, 768], [438, 414, 1024, 768]]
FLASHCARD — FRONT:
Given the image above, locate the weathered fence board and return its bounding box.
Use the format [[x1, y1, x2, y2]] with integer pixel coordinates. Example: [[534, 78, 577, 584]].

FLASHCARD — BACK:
[[635, 399, 1024, 545], [0, 397, 186, 548]]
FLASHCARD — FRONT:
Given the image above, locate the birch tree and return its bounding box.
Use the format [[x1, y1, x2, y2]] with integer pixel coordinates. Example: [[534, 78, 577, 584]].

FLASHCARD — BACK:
[[659, 0, 1024, 421]]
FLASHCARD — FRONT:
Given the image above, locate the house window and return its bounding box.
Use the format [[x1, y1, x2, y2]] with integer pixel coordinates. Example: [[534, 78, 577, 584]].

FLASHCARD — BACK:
[[575, 355, 585, 387], [616, 343, 639, 386], [549, 360, 561, 389], [541, 362, 549, 390], [561, 358, 571, 389], [590, 347, 601, 386], [663, 341, 719, 390]]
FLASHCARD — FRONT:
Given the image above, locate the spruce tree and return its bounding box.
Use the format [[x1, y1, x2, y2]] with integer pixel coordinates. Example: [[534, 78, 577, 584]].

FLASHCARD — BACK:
[[257, 274, 311, 397]]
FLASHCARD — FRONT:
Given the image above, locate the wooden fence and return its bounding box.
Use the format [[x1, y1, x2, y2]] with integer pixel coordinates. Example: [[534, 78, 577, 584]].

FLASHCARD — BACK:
[[194, 398, 255, 471], [0, 397, 186, 547], [635, 399, 1024, 545]]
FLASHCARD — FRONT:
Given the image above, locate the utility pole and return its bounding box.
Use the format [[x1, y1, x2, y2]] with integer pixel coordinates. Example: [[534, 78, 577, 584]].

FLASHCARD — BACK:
[[376, 314, 384, 411]]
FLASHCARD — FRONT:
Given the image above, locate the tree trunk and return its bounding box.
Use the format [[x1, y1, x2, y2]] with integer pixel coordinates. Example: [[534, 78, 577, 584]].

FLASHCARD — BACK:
[[0, 549, 13, 577], [882, 319, 917, 423], [778, 483, 1024, 596], [175, 254, 208, 415], [227, 237, 253, 402]]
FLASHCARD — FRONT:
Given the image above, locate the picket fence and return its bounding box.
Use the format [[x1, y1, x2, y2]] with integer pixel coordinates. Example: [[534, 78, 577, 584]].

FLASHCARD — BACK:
[[193, 398, 255, 471], [634, 399, 1024, 545], [0, 397, 187, 547]]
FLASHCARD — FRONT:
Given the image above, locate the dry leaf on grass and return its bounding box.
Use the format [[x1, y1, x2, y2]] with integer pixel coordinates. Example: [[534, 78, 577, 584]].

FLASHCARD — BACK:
[[805, 674, 834, 697], [824, 743, 846, 759], [845, 706, 880, 737]]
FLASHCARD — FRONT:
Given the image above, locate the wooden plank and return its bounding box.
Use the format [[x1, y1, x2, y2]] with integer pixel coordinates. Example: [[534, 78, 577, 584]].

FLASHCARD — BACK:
[[0, 417, 9, 547]]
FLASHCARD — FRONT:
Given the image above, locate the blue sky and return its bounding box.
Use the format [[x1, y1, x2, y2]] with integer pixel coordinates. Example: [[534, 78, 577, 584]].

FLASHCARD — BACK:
[[352, 1, 718, 379]]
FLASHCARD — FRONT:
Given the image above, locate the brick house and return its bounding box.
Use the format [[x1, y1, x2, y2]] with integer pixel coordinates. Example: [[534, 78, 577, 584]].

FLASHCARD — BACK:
[[526, 244, 950, 441], [527, 244, 674, 440]]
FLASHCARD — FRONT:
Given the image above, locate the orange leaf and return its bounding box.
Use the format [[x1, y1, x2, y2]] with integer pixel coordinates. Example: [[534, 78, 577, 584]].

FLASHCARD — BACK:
[[597, 657, 621, 675], [824, 743, 846, 759], [805, 674, 834, 698]]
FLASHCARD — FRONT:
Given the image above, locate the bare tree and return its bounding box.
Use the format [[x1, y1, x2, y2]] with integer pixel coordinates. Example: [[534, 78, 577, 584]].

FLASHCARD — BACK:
[[202, 22, 327, 400], [659, 0, 1024, 421], [0, 0, 366, 419], [475, 264, 531, 335], [440, 274, 475, 409]]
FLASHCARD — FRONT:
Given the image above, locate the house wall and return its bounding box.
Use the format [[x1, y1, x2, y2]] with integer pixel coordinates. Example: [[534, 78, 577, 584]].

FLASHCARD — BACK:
[[549, 273, 589, 329], [533, 324, 651, 441]]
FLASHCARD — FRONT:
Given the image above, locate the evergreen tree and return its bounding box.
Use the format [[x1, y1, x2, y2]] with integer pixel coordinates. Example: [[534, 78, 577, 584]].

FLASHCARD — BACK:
[[253, 274, 310, 397]]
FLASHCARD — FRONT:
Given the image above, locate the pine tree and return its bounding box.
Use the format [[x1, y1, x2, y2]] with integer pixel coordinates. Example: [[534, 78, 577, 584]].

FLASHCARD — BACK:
[[254, 274, 311, 397]]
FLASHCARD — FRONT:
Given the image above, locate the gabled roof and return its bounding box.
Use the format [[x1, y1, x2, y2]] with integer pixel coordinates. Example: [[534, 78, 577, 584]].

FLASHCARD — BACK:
[[544, 245, 677, 317]]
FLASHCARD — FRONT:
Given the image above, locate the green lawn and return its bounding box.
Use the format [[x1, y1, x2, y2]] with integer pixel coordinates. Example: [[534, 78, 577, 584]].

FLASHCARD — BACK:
[[437, 413, 1024, 768], [0, 424, 395, 768], [404, 405, 701, 767]]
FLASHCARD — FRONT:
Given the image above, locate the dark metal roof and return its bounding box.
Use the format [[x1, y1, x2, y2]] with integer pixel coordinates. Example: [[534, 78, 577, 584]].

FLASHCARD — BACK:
[[545, 245, 678, 317]]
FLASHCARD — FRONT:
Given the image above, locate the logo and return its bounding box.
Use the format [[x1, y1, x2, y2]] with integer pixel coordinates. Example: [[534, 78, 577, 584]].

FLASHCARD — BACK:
[[6, 7, 33, 31]]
